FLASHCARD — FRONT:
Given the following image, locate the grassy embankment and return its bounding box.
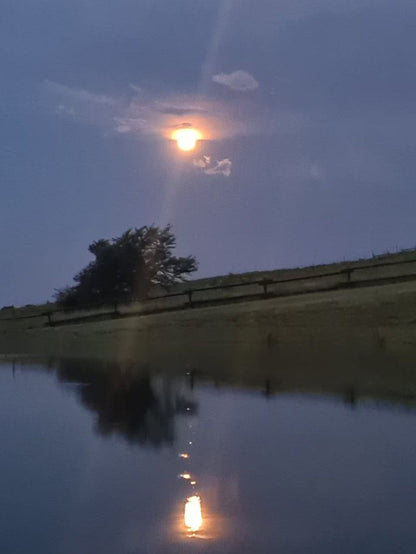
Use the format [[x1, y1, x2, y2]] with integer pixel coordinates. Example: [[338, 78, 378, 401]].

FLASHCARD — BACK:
[[0, 249, 415, 403]]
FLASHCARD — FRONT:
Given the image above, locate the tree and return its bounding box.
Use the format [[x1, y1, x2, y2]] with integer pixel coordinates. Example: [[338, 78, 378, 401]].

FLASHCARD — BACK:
[[55, 225, 198, 307]]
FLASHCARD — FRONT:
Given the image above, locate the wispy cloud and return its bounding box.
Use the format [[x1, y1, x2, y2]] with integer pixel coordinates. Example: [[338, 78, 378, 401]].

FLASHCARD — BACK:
[[113, 96, 216, 138], [56, 104, 75, 116], [204, 158, 232, 176], [113, 94, 254, 141], [153, 103, 209, 116], [212, 70, 259, 91], [44, 80, 300, 144], [193, 155, 211, 168], [44, 80, 118, 128], [44, 80, 115, 106], [193, 156, 232, 177]]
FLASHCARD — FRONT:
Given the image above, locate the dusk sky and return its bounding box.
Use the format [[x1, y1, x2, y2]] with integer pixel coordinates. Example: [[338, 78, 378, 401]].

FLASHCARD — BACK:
[[1, 0, 416, 306]]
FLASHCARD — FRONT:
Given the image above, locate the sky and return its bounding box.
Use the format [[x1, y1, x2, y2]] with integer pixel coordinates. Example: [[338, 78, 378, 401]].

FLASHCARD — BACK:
[[1, 0, 416, 306]]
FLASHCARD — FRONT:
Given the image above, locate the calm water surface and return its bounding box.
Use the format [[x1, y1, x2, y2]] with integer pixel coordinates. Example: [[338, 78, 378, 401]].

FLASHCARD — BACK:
[[0, 359, 415, 553]]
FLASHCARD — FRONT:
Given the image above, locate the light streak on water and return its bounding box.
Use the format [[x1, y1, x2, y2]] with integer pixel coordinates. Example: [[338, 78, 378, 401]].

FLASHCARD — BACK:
[[184, 495, 203, 533]]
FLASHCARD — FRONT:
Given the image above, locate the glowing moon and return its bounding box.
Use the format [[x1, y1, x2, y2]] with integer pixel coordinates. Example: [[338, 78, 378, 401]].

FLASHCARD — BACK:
[[172, 128, 201, 151]]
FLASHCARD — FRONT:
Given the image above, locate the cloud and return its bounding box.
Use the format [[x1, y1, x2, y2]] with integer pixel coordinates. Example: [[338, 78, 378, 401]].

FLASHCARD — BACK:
[[212, 70, 259, 91], [154, 104, 209, 116], [113, 94, 256, 141], [44, 80, 115, 106], [44, 80, 119, 128], [310, 163, 323, 181], [56, 104, 75, 116], [193, 155, 211, 168], [44, 81, 301, 144], [193, 156, 232, 177], [204, 158, 232, 176]]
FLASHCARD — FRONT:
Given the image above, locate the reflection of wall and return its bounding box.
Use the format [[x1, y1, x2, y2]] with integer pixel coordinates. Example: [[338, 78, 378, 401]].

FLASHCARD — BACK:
[[1, 279, 416, 406]]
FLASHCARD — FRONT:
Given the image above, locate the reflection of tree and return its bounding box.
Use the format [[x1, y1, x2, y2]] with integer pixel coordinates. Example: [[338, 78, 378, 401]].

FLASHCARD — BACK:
[[56, 361, 197, 447]]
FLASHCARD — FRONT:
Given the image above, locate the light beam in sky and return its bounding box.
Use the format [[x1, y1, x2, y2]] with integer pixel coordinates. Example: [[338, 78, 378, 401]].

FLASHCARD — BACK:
[[172, 128, 201, 151]]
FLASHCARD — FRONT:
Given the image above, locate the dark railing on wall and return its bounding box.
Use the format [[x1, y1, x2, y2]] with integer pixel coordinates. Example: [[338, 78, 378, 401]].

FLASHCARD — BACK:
[[1, 256, 416, 327], [145, 256, 416, 305]]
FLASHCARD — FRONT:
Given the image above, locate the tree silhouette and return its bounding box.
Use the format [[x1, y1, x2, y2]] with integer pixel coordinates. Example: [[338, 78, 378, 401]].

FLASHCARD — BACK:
[[55, 225, 197, 307]]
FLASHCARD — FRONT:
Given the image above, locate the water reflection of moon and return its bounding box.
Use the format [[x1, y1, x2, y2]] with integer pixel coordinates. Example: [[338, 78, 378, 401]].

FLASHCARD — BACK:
[[184, 495, 203, 533]]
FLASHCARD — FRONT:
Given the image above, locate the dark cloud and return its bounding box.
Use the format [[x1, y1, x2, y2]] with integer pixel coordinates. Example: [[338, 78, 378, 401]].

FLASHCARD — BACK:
[[155, 106, 209, 116]]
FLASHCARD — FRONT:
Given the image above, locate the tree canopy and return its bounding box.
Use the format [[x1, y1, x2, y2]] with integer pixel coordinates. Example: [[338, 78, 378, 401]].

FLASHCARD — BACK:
[[55, 225, 198, 307]]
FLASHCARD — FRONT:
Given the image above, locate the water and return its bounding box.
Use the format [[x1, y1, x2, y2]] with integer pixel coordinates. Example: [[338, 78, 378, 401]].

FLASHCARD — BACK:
[[0, 358, 415, 553]]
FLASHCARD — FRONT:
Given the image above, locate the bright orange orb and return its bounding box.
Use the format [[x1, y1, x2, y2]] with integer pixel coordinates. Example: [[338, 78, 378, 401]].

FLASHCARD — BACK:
[[172, 128, 201, 151]]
